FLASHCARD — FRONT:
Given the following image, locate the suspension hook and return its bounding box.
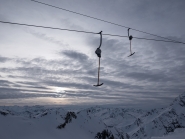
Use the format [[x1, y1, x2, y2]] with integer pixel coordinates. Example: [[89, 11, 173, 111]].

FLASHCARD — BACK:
[[95, 31, 102, 58], [94, 31, 103, 87], [128, 28, 135, 57]]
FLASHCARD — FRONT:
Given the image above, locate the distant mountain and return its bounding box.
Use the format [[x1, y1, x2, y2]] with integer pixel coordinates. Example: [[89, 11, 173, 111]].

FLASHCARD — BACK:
[[0, 93, 185, 139]]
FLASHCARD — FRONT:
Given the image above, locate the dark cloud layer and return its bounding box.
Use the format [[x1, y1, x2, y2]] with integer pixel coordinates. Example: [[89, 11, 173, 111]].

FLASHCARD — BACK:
[[61, 50, 88, 61], [0, 40, 184, 106], [0, 55, 10, 63]]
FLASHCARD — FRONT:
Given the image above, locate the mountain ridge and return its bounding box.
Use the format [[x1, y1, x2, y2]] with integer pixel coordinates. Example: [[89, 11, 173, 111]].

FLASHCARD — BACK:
[[0, 93, 185, 139]]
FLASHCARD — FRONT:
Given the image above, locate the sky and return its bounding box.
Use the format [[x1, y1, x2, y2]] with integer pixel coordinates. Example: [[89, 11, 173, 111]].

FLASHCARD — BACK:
[[0, 0, 185, 109]]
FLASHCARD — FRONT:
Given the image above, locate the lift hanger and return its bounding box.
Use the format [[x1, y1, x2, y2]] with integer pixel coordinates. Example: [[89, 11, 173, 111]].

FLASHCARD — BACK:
[[94, 31, 103, 87], [128, 28, 135, 57]]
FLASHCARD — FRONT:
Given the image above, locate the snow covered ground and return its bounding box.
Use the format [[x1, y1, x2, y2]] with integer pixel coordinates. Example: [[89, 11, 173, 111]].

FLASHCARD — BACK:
[[0, 93, 185, 139], [0, 106, 107, 139], [151, 128, 185, 139]]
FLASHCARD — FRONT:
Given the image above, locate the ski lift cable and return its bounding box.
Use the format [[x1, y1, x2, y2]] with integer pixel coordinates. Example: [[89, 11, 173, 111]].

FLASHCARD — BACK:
[[102, 33, 184, 43], [30, 0, 185, 44], [0, 21, 97, 35], [0, 20, 185, 44]]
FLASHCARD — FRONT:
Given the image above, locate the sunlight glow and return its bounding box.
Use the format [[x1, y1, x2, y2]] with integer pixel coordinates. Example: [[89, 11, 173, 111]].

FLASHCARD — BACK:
[[50, 87, 74, 93]]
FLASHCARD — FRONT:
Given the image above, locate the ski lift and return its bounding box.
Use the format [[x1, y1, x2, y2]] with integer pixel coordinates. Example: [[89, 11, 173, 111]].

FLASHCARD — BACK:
[[94, 31, 103, 87], [128, 28, 135, 57]]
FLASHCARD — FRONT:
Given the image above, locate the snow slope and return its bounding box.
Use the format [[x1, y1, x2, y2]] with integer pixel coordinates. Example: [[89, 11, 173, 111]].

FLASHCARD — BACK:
[[151, 128, 185, 139], [0, 93, 185, 139], [0, 106, 107, 139]]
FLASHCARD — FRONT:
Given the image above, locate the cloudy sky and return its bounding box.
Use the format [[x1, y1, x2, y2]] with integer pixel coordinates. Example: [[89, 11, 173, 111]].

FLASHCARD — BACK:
[[0, 0, 185, 108]]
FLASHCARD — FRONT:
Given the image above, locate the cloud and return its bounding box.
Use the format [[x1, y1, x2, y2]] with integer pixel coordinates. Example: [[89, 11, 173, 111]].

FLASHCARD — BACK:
[[0, 55, 10, 63], [24, 28, 68, 47], [43, 80, 94, 90], [59, 18, 85, 31], [0, 0, 185, 108], [61, 50, 89, 61], [0, 80, 14, 87], [1, 35, 184, 100], [0, 87, 57, 99], [86, 35, 185, 92], [124, 70, 172, 82]]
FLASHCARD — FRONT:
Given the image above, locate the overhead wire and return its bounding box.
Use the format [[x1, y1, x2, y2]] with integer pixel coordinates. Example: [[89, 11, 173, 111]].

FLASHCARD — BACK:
[[0, 20, 185, 44], [0, 20, 97, 35], [30, 0, 185, 44]]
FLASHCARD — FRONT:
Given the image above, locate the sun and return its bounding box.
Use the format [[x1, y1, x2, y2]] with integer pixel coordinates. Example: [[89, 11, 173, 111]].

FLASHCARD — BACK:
[[50, 87, 74, 93]]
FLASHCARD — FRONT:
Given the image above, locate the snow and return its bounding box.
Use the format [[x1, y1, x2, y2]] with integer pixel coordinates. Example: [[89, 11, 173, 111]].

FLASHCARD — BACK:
[[0, 92, 185, 139], [0, 106, 106, 139], [0, 107, 67, 139], [151, 128, 185, 139]]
